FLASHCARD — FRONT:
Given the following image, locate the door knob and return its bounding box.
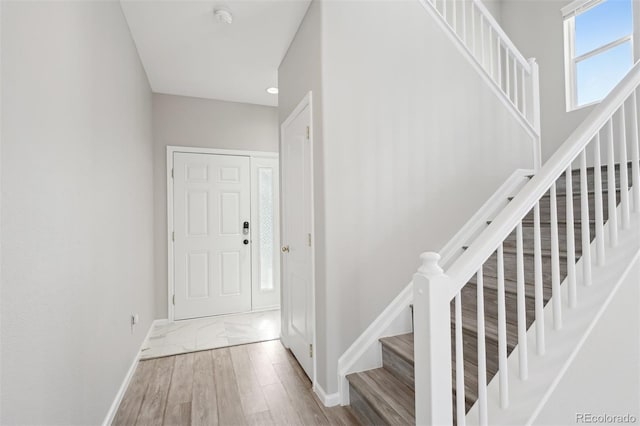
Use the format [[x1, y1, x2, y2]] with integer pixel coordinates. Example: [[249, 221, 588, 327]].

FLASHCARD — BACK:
[[281, 245, 290, 253], [243, 239, 249, 245]]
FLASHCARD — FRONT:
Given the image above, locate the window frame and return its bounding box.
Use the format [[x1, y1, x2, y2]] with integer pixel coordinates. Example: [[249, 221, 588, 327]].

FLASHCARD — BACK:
[[562, 0, 635, 111]]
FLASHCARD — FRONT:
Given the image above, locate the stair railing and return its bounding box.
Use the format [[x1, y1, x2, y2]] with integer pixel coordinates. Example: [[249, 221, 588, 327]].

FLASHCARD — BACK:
[[414, 61, 640, 425], [419, 0, 542, 169]]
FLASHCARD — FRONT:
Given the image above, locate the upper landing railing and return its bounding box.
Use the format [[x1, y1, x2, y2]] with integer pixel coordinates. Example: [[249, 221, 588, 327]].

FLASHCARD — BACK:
[[419, 0, 542, 168]]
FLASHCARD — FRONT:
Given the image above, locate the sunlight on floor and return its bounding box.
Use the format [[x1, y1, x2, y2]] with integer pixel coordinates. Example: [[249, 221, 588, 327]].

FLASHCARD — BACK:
[[140, 309, 281, 360]]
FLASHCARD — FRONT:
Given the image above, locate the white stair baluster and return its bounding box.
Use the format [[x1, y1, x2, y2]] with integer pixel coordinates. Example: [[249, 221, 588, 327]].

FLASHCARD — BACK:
[[533, 202, 545, 354], [452, 0, 458, 33], [513, 59, 518, 109], [496, 244, 509, 408], [630, 91, 640, 212], [593, 133, 606, 266], [461, 0, 467, 44], [455, 292, 466, 426], [521, 67, 527, 118], [489, 27, 494, 80], [476, 266, 488, 426], [480, 15, 485, 68], [580, 150, 593, 286], [566, 165, 577, 308], [505, 54, 511, 104], [516, 222, 528, 379], [496, 38, 502, 90], [550, 182, 562, 329], [607, 119, 619, 247], [471, 2, 476, 56], [617, 106, 630, 229]]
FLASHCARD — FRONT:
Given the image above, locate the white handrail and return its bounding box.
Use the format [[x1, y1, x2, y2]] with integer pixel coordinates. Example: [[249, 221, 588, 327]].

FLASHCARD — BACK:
[[471, 0, 529, 72], [444, 61, 640, 297], [414, 61, 640, 425]]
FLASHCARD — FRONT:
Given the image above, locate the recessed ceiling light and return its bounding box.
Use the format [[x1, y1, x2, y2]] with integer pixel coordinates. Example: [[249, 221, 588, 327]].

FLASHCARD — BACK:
[[266, 87, 279, 95], [213, 9, 233, 24]]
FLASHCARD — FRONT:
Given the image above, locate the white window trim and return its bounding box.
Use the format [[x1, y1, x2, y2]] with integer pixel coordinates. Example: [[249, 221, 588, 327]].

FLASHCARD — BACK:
[[563, 0, 635, 111]]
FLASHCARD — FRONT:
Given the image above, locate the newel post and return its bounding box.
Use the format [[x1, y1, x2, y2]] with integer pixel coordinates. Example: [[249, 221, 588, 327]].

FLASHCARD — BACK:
[[413, 252, 453, 426]]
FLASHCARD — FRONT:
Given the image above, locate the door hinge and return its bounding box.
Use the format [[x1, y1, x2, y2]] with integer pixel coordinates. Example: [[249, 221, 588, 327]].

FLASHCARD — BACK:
[[172, 294, 175, 305], [309, 343, 313, 358], [172, 231, 175, 242], [171, 168, 174, 179], [307, 233, 312, 247], [306, 126, 310, 140]]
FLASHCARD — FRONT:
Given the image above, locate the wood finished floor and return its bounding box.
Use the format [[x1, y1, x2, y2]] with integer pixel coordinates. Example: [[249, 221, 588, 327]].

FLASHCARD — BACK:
[[113, 340, 360, 426]]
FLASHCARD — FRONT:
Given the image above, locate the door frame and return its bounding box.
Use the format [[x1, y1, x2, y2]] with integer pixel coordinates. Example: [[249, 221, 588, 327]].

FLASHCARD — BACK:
[[279, 92, 317, 388], [166, 146, 279, 322]]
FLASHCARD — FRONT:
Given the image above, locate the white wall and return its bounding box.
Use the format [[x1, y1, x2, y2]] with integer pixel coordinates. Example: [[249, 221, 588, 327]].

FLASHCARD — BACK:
[[1, 1, 154, 424], [501, 0, 640, 163], [279, 0, 535, 395], [152, 93, 279, 318], [533, 257, 640, 425], [483, 0, 504, 23]]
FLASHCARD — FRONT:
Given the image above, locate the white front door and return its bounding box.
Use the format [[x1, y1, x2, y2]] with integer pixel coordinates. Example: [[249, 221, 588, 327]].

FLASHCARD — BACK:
[[281, 101, 314, 378], [173, 152, 251, 320]]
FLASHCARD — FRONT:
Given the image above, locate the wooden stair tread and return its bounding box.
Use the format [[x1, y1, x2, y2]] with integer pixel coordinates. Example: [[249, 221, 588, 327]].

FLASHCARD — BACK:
[[502, 245, 578, 258], [380, 333, 414, 365], [347, 368, 415, 425], [468, 274, 552, 301]]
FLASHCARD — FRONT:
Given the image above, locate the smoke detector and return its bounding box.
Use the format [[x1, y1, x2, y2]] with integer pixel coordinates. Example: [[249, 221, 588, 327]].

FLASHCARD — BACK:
[[214, 9, 233, 24]]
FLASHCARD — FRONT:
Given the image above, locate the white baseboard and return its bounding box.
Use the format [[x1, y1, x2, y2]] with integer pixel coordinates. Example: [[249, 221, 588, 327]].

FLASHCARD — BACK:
[[314, 383, 341, 407], [102, 319, 164, 426]]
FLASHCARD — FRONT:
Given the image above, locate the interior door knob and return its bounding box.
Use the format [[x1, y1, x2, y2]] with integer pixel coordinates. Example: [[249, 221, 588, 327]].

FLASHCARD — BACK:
[[243, 239, 249, 245], [281, 245, 290, 253]]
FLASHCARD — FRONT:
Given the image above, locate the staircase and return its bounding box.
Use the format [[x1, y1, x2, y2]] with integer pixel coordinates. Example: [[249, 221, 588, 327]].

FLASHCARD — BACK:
[[345, 165, 633, 425]]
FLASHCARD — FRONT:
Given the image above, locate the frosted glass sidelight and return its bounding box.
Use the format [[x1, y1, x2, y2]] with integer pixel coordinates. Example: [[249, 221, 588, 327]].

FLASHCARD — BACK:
[[258, 168, 274, 291]]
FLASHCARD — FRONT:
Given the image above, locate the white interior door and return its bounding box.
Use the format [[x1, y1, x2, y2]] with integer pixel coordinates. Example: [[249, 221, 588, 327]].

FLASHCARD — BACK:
[[173, 152, 251, 320], [281, 101, 314, 378]]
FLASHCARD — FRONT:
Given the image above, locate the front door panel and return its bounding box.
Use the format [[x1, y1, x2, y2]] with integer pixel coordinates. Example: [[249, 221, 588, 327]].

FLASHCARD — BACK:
[[173, 153, 251, 320]]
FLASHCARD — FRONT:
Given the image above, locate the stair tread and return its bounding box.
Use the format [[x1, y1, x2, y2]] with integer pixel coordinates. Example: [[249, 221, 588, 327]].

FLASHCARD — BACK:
[[347, 368, 415, 424], [380, 333, 414, 365], [509, 188, 621, 201], [502, 244, 578, 258]]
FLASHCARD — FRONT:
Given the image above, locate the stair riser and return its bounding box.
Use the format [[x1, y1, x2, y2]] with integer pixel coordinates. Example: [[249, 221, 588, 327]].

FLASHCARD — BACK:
[[502, 223, 593, 257], [523, 189, 619, 225], [349, 384, 387, 426], [450, 284, 536, 353], [470, 272, 552, 301], [553, 164, 634, 194], [382, 345, 415, 390], [482, 250, 569, 285]]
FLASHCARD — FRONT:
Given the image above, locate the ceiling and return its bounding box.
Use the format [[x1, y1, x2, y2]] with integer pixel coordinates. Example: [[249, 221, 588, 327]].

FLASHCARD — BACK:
[[120, 0, 311, 107]]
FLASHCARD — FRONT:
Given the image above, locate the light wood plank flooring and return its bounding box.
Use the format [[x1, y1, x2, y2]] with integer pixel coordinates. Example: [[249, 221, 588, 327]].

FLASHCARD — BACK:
[[113, 340, 360, 426]]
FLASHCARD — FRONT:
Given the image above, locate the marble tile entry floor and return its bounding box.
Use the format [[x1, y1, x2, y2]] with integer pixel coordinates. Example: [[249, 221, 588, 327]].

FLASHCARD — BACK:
[[140, 309, 281, 360]]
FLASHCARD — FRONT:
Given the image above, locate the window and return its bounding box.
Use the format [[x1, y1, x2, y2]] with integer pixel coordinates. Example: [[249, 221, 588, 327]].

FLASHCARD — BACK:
[[563, 0, 634, 111]]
